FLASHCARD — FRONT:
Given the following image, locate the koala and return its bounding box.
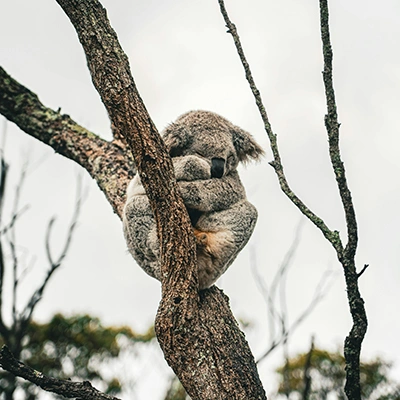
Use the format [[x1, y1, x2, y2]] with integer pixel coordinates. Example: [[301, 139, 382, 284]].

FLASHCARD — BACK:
[[123, 110, 264, 289]]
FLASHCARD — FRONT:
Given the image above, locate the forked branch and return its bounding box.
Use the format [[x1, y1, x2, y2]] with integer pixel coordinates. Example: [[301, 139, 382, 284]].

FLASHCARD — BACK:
[[217, 0, 343, 256], [0, 66, 133, 217], [50, 1, 267, 398], [218, 0, 367, 398]]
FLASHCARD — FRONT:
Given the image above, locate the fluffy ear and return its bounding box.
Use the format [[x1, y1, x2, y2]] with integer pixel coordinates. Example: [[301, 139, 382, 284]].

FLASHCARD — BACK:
[[161, 122, 191, 157], [231, 125, 265, 163]]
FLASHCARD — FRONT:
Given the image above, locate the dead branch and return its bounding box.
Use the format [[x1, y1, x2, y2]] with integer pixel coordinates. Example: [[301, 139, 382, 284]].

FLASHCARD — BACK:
[[218, 0, 367, 397], [0, 345, 121, 400], [217, 0, 343, 255], [252, 221, 334, 364], [319, 3, 367, 398], [0, 154, 8, 338], [19, 177, 83, 328], [256, 267, 333, 364], [357, 264, 369, 279], [7, 159, 28, 327]]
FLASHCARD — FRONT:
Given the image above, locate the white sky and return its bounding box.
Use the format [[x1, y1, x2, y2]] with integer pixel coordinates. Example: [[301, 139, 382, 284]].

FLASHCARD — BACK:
[[1, 0, 400, 398]]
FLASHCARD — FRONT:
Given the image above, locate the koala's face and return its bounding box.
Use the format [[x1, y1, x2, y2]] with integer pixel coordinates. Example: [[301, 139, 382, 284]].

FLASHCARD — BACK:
[[162, 110, 265, 178], [180, 130, 238, 178]]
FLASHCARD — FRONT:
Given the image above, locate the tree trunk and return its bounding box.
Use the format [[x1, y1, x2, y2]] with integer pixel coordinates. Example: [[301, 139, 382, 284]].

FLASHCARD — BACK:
[[0, 0, 268, 398]]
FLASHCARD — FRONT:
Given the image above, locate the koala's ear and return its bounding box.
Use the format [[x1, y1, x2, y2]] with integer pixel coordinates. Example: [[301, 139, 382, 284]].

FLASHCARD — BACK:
[[231, 125, 265, 163], [161, 123, 190, 157]]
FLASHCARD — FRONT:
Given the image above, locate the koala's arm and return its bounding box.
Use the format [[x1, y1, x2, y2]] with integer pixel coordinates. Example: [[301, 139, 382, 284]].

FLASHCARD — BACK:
[[126, 155, 210, 200], [178, 171, 246, 212], [173, 155, 210, 181]]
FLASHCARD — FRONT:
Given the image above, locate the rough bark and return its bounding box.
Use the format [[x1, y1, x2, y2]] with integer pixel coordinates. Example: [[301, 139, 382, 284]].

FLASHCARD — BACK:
[[319, 2, 367, 398], [0, 66, 133, 218], [0, 0, 267, 398]]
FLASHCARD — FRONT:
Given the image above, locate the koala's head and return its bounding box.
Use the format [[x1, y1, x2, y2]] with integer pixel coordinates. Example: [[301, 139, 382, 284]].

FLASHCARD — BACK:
[[161, 110, 264, 178]]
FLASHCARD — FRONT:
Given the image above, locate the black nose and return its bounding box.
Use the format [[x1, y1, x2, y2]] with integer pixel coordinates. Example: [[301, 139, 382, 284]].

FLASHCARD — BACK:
[[211, 157, 225, 178]]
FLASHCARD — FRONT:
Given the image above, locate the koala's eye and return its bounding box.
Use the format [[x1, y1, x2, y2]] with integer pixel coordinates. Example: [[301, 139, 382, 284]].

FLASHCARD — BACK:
[[196, 151, 206, 158], [227, 154, 235, 164]]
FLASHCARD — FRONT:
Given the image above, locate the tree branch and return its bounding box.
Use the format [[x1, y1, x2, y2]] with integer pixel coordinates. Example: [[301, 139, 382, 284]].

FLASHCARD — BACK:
[[54, 0, 198, 295], [0, 345, 121, 400], [0, 154, 9, 339], [8, 159, 28, 328], [50, 1, 267, 398], [0, 66, 133, 217], [218, 0, 367, 398], [217, 0, 343, 256], [318, 3, 367, 399], [319, 1, 358, 260], [19, 178, 83, 329]]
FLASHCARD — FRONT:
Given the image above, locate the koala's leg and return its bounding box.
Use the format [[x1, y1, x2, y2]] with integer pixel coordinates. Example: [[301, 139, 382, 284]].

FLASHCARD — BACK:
[[123, 195, 161, 281], [194, 200, 258, 289]]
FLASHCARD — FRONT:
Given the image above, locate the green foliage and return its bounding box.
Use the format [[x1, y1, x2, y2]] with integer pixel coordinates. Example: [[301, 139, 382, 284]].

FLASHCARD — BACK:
[[276, 348, 400, 400], [0, 313, 155, 398]]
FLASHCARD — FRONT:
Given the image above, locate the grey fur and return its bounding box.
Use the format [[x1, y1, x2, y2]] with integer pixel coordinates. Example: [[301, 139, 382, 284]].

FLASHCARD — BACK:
[[123, 110, 264, 289]]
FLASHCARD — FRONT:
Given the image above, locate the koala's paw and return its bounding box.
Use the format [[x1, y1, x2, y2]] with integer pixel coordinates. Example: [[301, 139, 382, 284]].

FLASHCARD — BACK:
[[194, 228, 209, 249]]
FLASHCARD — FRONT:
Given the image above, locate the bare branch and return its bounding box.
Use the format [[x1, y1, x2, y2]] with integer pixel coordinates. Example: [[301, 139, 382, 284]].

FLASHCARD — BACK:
[[8, 159, 29, 326], [20, 177, 83, 326], [217, 0, 343, 256], [251, 222, 304, 348], [0, 66, 134, 217], [319, 2, 367, 399], [319, 1, 358, 259], [0, 153, 9, 338], [0, 345, 121, 400], [219, 0, 367, 396], [357, 264, 369, 279], [0, 205, 29, 236], [256, 268, 334, 364], [0, 152, 8, 226]]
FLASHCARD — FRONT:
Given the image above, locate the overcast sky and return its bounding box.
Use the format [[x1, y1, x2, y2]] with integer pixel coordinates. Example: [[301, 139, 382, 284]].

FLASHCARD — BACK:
[[1, 0, 400, 397]]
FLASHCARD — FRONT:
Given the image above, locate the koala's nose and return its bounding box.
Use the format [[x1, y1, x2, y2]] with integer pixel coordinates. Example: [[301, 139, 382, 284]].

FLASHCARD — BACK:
[[211, 157, 225, 178]]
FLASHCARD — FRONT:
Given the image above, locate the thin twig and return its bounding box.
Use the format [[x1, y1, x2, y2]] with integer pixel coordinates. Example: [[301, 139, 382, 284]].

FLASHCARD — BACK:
[[357, 264, 369, 279], [7, 160, 29, 327], [20, 176, 83, 326], [250, 249, 281, 344], [256, 268, 334, 364], [0, 152, 8, 337], [217, 0, 343, 256], [275, 222, 304, 333], [0, 345, 121, 400], [0, 153, 8, 226], [251, 221, 303, 346], [0, 205, 29, 235]]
